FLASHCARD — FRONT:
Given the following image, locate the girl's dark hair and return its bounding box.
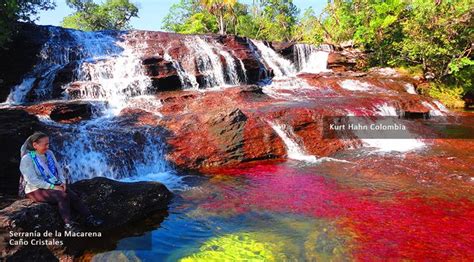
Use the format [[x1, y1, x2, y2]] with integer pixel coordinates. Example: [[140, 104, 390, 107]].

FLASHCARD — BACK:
[[25, 132, 49, 151]]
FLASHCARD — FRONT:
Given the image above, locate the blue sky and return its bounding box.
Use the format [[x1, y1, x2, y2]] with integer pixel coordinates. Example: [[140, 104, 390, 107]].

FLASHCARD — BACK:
[[37, 0, 326, 31]]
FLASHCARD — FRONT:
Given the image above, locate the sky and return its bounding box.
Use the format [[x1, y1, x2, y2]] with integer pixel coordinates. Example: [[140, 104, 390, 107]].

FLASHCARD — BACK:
[[36, 0, 327, 31]]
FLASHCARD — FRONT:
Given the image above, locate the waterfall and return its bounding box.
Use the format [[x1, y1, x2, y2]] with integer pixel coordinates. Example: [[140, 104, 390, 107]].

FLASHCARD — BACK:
[[5, 27, 182, 186], [422, 101, 447, 117], [249, 40, 296, 79], [261, 77, 318, 101], [7, 27, 77, 103], [55, 117, 172, 182], [163, 52, 199, 90], [184, 36, 243, 88], [67, 30, 154, 116], [294, 44, 330, 73], [375, 103, 399, 116], [268, 120, 348, 163]]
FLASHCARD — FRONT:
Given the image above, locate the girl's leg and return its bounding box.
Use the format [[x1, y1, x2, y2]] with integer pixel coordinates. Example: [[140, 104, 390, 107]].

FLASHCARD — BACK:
[[66, 188, 92, 218], [27, 189, 73, 224]]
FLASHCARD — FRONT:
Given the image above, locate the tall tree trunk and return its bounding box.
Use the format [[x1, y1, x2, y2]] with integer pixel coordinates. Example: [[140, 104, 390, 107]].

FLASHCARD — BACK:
[[219, 14, 225, 35]]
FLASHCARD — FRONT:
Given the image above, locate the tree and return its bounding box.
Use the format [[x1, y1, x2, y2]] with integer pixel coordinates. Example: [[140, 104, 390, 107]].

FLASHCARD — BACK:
[[252, 0, 299, 41], [163, 0, 250, 36], [61, 0, 139, 31], [292, 7, 325, 44], [0, 0, 55, 47], [394, 0, 473, 82], [200, 0, 237, 35], [162, 0, 214, 33]]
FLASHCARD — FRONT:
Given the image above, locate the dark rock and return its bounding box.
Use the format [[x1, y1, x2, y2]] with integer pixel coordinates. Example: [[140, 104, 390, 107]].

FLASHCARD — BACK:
[[142, 56, 182, 91], [49, 101, 93, 123], [327, 52, 357, 72], [51, 62, 80, 99], [220, 35, 266, 84], [463, 90, 474, 108], [0, 177, 172, 260], [205, 108, 248, 164], [271, 41, 294, 61], [0, 109, 44, 195]]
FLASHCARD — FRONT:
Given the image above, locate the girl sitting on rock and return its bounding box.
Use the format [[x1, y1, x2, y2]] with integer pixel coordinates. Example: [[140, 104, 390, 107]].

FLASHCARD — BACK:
[[19, 131, 103, 232]]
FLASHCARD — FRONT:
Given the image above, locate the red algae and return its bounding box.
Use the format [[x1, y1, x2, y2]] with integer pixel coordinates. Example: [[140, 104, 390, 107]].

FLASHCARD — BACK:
[[202, 163, 474, 261]]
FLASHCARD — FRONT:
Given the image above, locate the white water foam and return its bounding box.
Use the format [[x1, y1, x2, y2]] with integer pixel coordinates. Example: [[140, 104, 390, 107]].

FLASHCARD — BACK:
[[250, 40, 296, 79], [339, 79, 372, 91], [433, 100, 449, 113], [404, 83, 417, 94], [163, 52, 199, 90], [294, 44, 330, 73], [422, 101, 446, 117], [185, 36, 242, 88], [268, 120, 348, 163], [69, 30, 153, 116]]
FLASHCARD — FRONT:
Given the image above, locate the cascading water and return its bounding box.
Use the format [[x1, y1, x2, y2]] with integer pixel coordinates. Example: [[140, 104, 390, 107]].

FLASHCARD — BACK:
[[294, 44, 330, 73], [163, 52, 199, 90], [404, 83, 417, 94], [55, 118, 172, 181], [339, 79, 372, 91], [184, 36, 243, 88], [7, 27, 77, 103], [249, 40, 296, 79], [422, 101, 447, 117], [68, 30, 154, 116], [268, 120, 348, 163]]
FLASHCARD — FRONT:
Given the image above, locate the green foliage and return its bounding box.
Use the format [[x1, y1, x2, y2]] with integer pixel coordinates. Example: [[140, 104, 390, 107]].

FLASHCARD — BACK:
[[424, 82, 466, 108], [292, 7, 324, 44], [162, 0, 299, 41], [395, 0, 473, 80], [61, 0, 139, 31], [253, 0, 299, 41], [292, 0, 473, 106], [0, 0, 55, 47], [200, 0, 237, 35]]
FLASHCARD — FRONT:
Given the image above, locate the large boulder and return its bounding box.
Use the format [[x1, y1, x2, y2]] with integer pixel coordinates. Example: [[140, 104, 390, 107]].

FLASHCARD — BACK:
[[0, 177, 172, 260]]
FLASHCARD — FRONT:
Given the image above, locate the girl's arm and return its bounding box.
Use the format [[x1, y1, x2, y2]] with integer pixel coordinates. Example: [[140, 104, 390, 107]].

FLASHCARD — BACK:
[[49, 150, 68, 184], [20, 155, 54, 190]]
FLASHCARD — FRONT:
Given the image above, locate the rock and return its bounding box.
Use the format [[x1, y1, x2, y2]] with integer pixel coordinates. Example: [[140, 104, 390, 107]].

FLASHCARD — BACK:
[[0, 109, 45, 195], [271, 41, 294, 61], [142, 56, 182, 91], [327, 52, 355, 72], [19, 100, 97, 123], [462, 90, 474, 108], [49, 102, 93, 123], [0, 177, 172, 260], [220, 35, 265, 84], [207, 108, 248, 163]]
